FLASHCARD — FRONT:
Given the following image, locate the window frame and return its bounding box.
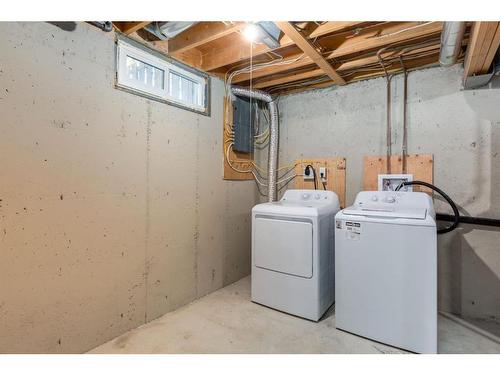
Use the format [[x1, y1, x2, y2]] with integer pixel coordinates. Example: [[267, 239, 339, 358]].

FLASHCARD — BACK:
[[167, 64, 206, 110], [117, 41, 168, 99], [115, 36, 210, 116]]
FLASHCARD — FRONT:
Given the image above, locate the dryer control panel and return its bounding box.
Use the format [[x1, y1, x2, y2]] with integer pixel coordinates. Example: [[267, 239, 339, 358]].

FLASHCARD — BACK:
[[281, 189, 336, 204]]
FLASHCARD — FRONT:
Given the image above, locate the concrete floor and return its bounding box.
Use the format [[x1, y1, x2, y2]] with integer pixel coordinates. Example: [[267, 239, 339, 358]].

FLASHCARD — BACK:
[[90, 276, 500, 354]]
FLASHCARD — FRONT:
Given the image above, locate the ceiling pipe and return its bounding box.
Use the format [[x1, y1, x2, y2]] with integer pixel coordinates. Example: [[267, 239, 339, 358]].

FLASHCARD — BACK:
[[87, 21, 113, 32], [143, 22, 198, 40], [439, 22, 466, 67]]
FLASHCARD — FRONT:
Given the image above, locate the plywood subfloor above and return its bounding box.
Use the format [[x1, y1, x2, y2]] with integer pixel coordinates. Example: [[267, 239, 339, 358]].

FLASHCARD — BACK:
[[109, 21, 465, 95]]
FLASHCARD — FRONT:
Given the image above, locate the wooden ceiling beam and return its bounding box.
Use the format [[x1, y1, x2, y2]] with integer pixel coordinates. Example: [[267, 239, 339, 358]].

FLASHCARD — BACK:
[[274, 52, 441, 96], [253, 43, 441, 89], [114, 21, 151, 35], [464, 22, 500, 79], [232, 22, 443, 84], [155, 22, 244, 55], [275, 22, 346, 85], [200, 21, 367, 71]]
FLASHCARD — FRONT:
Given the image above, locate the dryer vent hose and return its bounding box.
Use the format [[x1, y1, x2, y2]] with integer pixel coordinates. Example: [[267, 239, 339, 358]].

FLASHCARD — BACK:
[[395, 180, 460, 234]]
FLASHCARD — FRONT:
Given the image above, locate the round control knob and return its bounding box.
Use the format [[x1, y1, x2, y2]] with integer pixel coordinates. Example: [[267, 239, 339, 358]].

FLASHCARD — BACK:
[[302, 193, 310, 200], [315, 194, 321, 200], [371, 195, 378, 202], [386, 196, 396, 203]]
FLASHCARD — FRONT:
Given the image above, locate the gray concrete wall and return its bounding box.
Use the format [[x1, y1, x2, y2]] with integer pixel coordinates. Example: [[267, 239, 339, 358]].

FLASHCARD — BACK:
[[277, 65, 500, 320], [0, 22, 256, 353]]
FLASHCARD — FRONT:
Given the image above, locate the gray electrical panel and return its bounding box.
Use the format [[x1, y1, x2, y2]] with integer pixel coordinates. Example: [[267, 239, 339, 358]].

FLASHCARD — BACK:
[[232, 96, 255, 154]]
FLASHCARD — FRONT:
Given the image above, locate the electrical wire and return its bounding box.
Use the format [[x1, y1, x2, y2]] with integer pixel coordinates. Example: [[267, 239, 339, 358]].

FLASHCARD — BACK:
[[226, 22, 440, 97], [225, 52, 307, 92], [225, 142, 301, 190], [305, 164, 318, 190], [278, 177, 297, 192], [225, 23, 442, 194], [227, 22, 423, 92], [318, 22, 435, 57]]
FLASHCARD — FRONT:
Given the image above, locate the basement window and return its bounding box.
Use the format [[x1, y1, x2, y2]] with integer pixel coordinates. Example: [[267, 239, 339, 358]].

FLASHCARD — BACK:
[[116, 39, 209, 114]]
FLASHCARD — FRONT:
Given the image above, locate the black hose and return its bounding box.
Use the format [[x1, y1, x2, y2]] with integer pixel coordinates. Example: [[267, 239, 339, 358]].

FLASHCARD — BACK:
[[395, 180, 460, 234]]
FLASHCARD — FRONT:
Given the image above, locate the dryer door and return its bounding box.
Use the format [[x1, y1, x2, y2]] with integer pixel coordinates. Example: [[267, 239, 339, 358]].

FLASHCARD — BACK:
[[253, 217, 313, 278]]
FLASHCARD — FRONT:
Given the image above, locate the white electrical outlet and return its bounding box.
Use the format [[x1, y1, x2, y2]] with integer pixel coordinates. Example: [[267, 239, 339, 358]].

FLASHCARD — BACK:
[[319, 167, 327, 181], [303, 166, 314, 180]]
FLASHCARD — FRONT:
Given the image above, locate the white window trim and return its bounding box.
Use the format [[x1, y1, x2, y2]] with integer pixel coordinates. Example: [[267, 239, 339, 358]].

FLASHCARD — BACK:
[[167, 66, 206, 111], [117, 41, 168, 99], [116, 40, 208, 113]]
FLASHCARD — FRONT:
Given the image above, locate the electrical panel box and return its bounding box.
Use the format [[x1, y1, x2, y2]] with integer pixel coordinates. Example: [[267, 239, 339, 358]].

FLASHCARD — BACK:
[[232, 96, 255, 154]]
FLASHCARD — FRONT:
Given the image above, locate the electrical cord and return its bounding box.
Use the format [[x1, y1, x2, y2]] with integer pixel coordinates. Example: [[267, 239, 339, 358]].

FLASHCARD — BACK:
[[305, 164, 317, 190], [395, 180, 460, 234]]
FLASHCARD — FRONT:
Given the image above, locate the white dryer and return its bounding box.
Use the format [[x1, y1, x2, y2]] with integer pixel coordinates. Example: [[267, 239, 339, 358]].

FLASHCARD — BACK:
[[251, 189, 340, 321], [335, 191, 437, 353]]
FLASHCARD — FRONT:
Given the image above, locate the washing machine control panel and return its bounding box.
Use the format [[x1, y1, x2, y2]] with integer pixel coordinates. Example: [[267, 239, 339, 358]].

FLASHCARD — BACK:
[[358, 192, 399, 208], [353, 191, 432, 212]]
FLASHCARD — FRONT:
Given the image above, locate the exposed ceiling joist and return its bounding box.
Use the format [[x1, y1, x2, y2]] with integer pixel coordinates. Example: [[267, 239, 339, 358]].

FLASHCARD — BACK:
[[275, 22, 346, 85], [156, 22, 244, 55], [276, 52, 441, 95], [253, 43, 441, 89], [232, 22, 443, 84], [464, 21, 500, 79], [200, 21, 366, 71], [121, 20, 461, 95], [114, 21, 151, 35]]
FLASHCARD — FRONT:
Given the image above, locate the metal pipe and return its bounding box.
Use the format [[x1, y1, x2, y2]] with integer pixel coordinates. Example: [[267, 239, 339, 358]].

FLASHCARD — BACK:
[[377, 48, 393, 173], [386, 76, 392, 173], [87, 21, 113, 32], [399, 56, 408, 173], [231, 86, 279, 202], [437, 213, 500, 228], [439, 22, 466, 67]]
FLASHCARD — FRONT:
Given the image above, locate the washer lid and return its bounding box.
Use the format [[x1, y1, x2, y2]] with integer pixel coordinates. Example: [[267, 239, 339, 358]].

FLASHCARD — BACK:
[[342, 206, 427, 219]]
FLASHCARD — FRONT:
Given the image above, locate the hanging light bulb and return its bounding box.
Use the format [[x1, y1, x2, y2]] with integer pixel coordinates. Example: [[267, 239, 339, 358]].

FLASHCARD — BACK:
[[242, 23, 260, 43]]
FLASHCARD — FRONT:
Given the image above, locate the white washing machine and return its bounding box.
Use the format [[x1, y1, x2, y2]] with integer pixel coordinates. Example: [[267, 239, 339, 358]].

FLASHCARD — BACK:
[[335, 191, 437, 353], [251, 189, 340, 321]]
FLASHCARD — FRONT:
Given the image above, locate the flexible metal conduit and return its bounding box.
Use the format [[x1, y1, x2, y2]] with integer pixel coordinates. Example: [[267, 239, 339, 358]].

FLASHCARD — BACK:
[[231, 87, 279, 202], [439, 22, 466, 67]]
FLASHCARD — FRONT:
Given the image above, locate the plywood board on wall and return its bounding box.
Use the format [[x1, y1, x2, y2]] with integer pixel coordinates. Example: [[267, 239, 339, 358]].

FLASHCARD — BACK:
[[363, 154, 434, 193], [294, 158, 346, 208], [223, 96, 254, 180]]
